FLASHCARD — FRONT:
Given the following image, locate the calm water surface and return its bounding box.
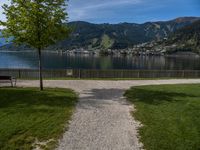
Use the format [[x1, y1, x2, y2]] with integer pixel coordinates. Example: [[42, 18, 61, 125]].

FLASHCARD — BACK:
[[0, 51, 200, 70]]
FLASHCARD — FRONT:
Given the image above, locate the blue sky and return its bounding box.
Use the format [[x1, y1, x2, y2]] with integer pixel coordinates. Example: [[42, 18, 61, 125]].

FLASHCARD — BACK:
[[0, 0, 200, 24]]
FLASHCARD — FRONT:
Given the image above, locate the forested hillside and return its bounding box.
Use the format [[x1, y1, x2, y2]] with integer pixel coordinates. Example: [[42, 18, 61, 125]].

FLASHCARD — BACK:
[[164, 20, 200, 53], [0, 17, 199, 51]]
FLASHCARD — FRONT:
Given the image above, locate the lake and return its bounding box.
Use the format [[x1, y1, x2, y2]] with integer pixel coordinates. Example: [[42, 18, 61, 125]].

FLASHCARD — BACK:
[[0, 51, 200, 70]]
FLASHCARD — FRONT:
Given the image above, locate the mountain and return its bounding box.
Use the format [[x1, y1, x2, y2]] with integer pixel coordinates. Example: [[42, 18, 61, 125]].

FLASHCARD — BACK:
[[0, 31, 6, 46], [0, 38, 7, 47], [53, 17, 200, 50], [0, 39, 8, 47], [163, 19, 200, 54], [0, 30, 13, 47], [0, 17, 199, 51]]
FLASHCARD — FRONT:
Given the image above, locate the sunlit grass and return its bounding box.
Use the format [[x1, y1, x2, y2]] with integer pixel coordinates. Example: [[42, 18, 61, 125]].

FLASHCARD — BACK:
[[125, 84, 200, 150]]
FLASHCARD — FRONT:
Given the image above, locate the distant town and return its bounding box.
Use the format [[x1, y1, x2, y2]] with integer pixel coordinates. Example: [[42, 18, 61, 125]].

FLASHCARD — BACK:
[[44, 40, 197, 56]]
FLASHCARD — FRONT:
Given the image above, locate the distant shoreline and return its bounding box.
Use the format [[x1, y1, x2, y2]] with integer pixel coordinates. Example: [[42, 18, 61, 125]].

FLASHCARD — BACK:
[[0, 50, 199, 57]]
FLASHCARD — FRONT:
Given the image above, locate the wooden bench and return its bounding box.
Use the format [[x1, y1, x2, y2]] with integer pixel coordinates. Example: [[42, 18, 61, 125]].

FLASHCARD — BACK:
[[0, 76, 17, 87]]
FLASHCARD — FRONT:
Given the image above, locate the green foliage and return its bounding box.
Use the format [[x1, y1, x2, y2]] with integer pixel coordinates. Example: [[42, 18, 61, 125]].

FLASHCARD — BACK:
[[0, 0, 71, 50], [0, 88, 77, 150], [125, 84, 200, 150]]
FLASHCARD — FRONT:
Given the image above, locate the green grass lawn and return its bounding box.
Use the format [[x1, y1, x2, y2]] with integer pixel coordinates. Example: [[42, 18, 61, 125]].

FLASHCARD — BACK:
[[124, 84, 200, 150], [0, 88, 77, 150]]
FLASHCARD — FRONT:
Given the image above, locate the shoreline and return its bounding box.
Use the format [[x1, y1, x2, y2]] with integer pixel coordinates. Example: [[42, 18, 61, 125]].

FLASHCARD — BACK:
[[0, 50, 199, 57]]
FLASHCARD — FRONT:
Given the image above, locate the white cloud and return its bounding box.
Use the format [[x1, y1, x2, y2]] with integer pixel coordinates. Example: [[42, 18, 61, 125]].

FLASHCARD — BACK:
[[68, 0, 142, 21], [82, 0, 141, 9], [0, 0, 142, 23]]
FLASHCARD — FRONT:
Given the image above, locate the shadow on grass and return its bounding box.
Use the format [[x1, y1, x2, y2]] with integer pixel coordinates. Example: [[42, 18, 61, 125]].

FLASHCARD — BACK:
[[125, 87, 197, 105], [0, 87, 78, 150], [0, 88, 77, 109]]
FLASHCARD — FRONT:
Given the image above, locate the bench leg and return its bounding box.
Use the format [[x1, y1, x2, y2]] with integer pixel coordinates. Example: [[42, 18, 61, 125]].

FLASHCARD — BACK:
[[11, 80, 13, 87], [14, 78, 17, 87]]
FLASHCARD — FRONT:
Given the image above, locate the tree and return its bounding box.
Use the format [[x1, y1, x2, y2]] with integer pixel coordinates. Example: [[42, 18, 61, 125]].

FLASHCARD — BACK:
[[0, 0, 71, 90]]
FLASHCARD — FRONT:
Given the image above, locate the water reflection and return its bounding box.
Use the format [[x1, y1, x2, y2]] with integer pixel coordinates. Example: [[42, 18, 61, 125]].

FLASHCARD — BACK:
[[0, 52, 200, 70]]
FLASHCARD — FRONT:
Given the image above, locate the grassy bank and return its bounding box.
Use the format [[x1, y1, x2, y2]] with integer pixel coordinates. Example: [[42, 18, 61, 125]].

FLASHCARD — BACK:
[[125, 84, 200, 150], [0, 88, 77, 150]]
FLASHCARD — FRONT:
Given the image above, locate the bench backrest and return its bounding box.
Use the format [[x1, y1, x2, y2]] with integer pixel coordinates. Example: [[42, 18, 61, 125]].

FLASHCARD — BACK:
[[0, 76, 12, 80]]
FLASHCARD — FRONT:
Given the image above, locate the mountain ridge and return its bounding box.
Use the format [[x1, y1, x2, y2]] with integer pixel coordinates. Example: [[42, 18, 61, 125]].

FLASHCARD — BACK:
[[69, 17, 200, 25], [54, 17, 200, 50], [0, 17, 199, 51]]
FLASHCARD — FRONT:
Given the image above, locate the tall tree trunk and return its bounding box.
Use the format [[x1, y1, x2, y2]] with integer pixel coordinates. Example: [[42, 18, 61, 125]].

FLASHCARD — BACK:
[[38, 48, 43, 91]]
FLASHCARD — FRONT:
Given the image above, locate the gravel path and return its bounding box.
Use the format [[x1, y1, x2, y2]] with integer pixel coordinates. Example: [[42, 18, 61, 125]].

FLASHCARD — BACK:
[[14, 79, 200, 150]]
